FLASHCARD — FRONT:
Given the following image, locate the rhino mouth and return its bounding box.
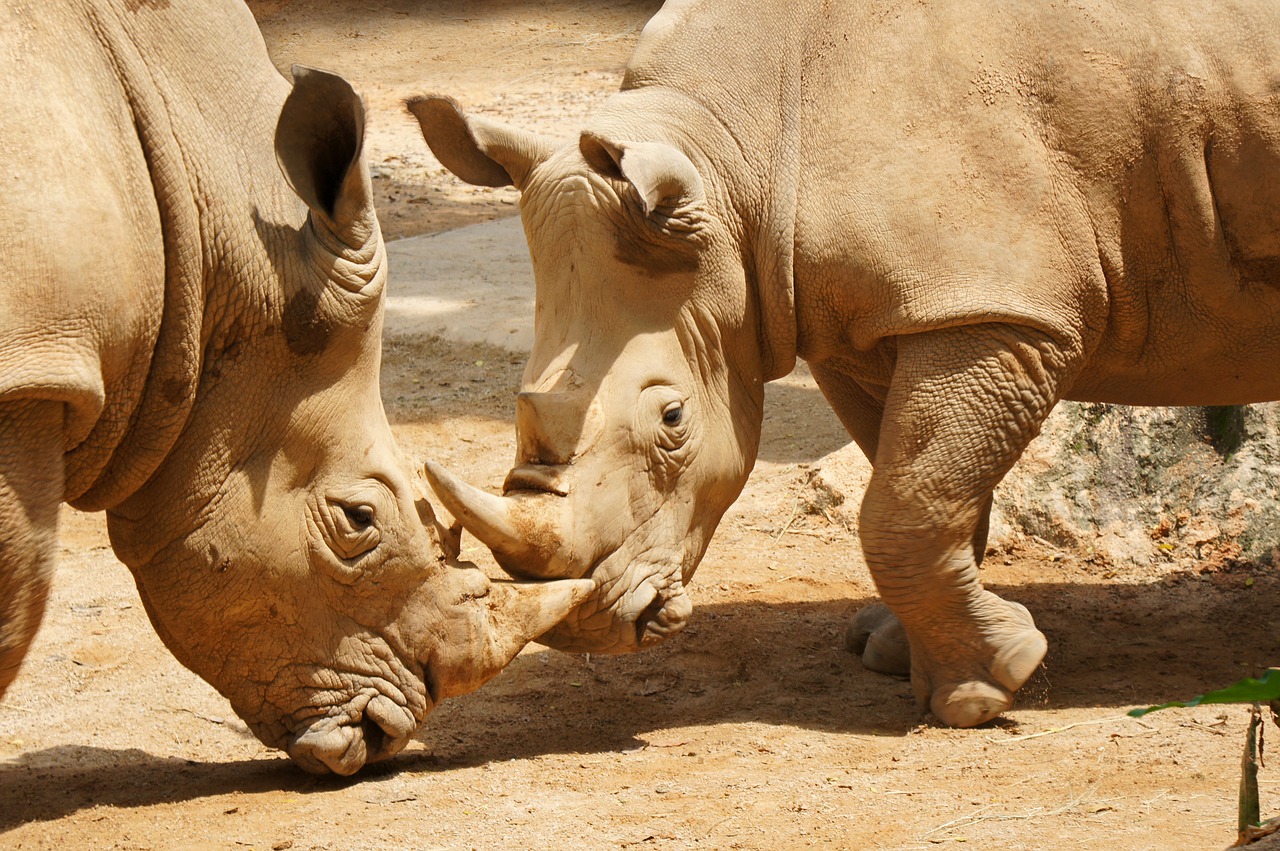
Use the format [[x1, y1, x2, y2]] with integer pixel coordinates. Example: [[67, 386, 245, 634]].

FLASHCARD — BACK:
[[262, 658, 431, 776], [536, 552, 693, 653], [502, 464, 569, 497], [283, 686, 424, 776]]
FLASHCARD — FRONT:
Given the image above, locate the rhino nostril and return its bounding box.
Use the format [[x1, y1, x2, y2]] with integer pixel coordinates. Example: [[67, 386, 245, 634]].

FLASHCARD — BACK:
[[634, 593, 667, 646], [360, 715, 390, 759]]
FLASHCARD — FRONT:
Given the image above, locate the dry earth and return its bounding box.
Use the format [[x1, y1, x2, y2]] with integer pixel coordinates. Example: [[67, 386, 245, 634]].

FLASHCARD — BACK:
[[3, 2, 1279, 848]]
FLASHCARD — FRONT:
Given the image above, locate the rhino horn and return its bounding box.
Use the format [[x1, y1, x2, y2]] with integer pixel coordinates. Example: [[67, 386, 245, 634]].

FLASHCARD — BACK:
[[515, 391, 581, 466], [436, 577, 593, 699], [422, 459, 576, 578], [424, 459, 530, 561]]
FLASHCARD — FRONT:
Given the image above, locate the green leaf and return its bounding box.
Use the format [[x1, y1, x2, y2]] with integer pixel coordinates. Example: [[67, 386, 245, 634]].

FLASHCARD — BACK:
[[1128, 668, 1280, 717]]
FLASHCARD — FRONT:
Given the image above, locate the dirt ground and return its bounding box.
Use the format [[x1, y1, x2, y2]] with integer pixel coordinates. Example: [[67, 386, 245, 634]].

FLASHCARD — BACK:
[[3, 2, 1279, 848]]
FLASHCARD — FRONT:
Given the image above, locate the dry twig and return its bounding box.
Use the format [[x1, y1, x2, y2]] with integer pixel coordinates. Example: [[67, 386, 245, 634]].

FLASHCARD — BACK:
[[988, 713, 1137, 744]]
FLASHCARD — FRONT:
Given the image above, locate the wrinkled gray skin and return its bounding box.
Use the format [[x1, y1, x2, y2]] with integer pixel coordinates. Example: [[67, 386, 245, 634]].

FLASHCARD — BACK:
[[412, 0, 1280, 727], [0, 0, 590, 776]]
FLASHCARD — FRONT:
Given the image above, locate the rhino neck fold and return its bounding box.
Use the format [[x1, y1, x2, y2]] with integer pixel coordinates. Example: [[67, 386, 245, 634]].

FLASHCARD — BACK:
[[67, 2, 292, 516], [60, 5, 207, 513]]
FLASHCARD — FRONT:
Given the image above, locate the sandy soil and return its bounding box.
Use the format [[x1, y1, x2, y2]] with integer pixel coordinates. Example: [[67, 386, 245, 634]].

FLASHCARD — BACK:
[[2, 2, 1278, 848]]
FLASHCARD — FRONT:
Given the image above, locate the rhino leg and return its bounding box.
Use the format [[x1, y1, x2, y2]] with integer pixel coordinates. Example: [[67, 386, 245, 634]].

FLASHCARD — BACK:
[[843, 493, 998, 676], [0, 400, 63, 698], [809, 364, 909, 673], [844, 602, 910, 674], [857, 324, 1073, 727], [814, 362, 1000, 679]]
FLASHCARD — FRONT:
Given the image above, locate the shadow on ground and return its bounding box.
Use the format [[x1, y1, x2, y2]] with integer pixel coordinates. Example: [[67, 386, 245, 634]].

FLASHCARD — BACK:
[[417, 573, 1276, 765], [0, 750, 312, 831], [2, 571, 1272, 827]]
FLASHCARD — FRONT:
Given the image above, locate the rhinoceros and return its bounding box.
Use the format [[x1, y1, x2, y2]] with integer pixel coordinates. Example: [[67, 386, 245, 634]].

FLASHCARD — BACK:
[[409, 0, 1280, 728], [0, 0, 590, 775]]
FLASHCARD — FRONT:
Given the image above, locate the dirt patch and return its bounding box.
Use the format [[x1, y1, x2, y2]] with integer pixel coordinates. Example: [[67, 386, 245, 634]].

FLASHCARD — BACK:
[[2, 2, 1278, 849], [248, 0, 660, 240]]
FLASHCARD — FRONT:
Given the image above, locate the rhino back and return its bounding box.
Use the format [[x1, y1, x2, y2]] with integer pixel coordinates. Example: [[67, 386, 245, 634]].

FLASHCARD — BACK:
[[0, 0, 299, 507], [614, 0, 1280, 404], [785, 0, 1280, 404]]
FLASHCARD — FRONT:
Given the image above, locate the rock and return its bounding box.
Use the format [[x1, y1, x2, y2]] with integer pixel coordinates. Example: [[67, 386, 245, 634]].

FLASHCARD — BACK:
[[808, 402, 1280, 567]]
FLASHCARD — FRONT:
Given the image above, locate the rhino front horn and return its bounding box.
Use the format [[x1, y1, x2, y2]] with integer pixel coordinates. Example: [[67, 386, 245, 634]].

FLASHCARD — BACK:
[[422, 459, 576, 578], [436, 577, 594, 699]]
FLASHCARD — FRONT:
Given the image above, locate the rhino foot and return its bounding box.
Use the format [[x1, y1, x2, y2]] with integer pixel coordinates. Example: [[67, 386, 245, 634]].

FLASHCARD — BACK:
[[844, 602, 910, 676], [912, 594, 1047, 728]]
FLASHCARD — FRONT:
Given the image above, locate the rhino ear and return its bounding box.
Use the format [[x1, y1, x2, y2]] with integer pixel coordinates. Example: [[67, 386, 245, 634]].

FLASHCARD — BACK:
[[406, 95, 555, 191], [275, 65, 375, 246], [579, 132, 705, 217]]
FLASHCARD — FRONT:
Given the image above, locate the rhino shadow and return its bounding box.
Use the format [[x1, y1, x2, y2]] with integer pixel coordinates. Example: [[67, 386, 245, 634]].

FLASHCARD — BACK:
[[0, 748, 315, 830], [1, 576, 1267, 820], [411, 573, 1277, 767], [0, 741, 451, 829]]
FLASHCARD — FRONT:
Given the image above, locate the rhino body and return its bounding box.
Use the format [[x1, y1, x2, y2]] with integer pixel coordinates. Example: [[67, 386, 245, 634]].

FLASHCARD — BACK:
[[414, 0, 1280, 727], [0, 0, 588, 775]]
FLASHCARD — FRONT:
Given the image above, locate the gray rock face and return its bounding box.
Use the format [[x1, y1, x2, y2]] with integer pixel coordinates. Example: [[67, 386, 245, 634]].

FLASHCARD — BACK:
[[992, 403, 1280, 566], [806, 402, 1280, 567]]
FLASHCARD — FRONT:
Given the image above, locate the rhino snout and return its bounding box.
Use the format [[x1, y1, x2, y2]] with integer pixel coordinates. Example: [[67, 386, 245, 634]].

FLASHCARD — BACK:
[[537, 563, 693, 654], [285, 691, 415, 776], [635, 582, 693, 646]]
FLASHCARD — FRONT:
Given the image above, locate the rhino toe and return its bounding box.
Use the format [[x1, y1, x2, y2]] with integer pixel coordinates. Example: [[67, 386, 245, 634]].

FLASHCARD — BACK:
[[928, 680, 1013, 728], [845, 602, 911, 676]]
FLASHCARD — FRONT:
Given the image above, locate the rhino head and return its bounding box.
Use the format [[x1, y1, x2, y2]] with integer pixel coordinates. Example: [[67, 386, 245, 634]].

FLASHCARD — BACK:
[[92, 70, 590, 775], [408, 95, 783, 654]]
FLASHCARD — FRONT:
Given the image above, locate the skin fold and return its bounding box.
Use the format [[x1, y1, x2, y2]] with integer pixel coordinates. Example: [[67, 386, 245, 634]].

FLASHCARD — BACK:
[[410, 0, 1280, 728], [0, 0, 589, 775]]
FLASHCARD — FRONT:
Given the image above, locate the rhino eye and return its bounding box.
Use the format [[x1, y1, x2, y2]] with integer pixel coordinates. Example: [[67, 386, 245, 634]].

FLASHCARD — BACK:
[[320, 498, 382, 561], [645, 388, 689, 458], [344, 504, 374, 529]]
